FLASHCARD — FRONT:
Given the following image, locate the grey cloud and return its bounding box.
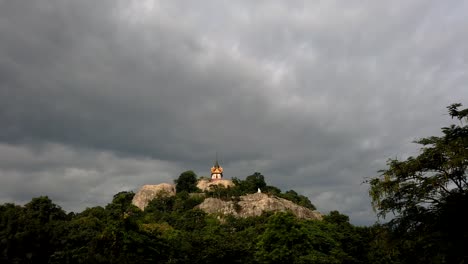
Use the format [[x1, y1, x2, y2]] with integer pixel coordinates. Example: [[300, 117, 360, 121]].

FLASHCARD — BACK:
[[0, 143, 180, 212]]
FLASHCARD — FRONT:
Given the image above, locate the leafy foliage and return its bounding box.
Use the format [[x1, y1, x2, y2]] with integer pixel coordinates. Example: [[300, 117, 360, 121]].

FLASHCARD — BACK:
[[278, 190, 316, 210], [236, 172, 267, 193], [367, 103, 468, 263], [255, 213, 343, 264], [0, 190, 369, 263]]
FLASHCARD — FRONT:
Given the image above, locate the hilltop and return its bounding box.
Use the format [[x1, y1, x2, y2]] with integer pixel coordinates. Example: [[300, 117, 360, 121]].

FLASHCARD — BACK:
[[131, 171, 321, 220]]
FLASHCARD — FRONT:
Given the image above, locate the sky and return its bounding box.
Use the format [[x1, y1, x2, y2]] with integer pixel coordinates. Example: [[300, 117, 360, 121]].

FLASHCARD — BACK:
[[0, 0, 467, 225]]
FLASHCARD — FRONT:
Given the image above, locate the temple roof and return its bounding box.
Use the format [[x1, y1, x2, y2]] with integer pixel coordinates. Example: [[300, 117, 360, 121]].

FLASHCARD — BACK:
[[211, 166, 223, 174], [211, 155, 223, 174]]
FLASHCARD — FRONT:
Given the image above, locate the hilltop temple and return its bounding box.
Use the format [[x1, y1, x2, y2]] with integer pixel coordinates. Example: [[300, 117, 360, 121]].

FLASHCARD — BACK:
[[210, 158, 223, 180]]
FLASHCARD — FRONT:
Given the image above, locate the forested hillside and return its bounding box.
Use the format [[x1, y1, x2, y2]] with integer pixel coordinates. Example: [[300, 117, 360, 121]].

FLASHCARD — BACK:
[[1, 184, 374, 263]]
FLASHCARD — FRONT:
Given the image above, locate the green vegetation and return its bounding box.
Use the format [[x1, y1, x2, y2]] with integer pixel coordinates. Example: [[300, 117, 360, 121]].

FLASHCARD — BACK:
[[367, 103, 468, 263], [0, 194, 373, 263], [0, 104, 466, 263], [174, 170, 199, 193]]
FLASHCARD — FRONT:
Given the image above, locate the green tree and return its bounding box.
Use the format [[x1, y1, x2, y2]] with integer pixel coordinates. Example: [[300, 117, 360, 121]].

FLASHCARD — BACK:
[[0, 197, 68, 263], [367, 103, 468, 263], [245, 172, 267, 192], [263, 185, 281, 195], [255, 213, 342, 264], [145, 195, 175, 214], [279, 190, 316, 210], [49, 207, 107, 263], [175, 170, 199, 193], [364, 224, 402, 264], [323, 211, 371, 264], [0, 203, 25, 263], [323, 210, 350, 225], [105, 191, 137, 219], [232, 172, 267, 195]]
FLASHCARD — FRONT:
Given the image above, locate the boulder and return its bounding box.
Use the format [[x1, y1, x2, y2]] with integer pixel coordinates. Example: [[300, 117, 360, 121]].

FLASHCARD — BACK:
[[197, 193, 322, 220], [132, 183, 176, 210]]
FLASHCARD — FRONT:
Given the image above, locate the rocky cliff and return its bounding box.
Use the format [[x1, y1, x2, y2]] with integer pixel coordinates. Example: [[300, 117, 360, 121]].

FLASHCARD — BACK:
[[196, 193, 322, 220], [131, 179, 235, 210], [132, 183, 176, 210], [132, 182, 322, 220]]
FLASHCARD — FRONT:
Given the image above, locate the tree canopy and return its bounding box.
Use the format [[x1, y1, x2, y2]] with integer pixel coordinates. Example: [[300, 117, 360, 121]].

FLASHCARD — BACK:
[[174, 170, 199, 193], [367, 103, 468, 263], [0, 172, 374, 263]]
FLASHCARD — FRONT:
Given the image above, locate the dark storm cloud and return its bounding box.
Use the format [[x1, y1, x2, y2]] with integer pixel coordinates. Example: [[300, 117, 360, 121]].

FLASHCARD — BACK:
[[0, 0, 276, 163], [0, 0, 467, 224]]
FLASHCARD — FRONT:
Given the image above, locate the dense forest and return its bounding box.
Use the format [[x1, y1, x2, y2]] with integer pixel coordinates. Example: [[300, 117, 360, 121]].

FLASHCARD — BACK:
[[1, 104, 466, 263]]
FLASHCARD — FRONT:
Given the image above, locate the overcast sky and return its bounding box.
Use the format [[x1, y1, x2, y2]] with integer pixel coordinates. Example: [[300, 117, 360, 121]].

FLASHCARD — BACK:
[[1, 0, 467, 225]]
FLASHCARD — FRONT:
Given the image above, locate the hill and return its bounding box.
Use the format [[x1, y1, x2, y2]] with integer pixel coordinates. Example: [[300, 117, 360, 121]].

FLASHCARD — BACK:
[[131, 174, 321, 220]]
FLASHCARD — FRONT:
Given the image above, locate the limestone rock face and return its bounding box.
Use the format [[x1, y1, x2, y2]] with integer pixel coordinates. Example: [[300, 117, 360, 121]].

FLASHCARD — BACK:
[[132, 183, 176, 210], [196, 179, 234, 192], [197, 193, 322, 220]]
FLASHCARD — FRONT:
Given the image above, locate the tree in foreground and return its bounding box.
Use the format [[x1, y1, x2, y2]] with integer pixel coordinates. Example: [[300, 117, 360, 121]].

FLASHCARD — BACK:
[[255, 213, 343, 264], [368, 103, 468, 263]]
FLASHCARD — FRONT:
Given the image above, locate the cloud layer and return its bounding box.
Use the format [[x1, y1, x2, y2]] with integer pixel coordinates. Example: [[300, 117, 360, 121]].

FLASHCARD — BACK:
[[1, 0, 467, 224]]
